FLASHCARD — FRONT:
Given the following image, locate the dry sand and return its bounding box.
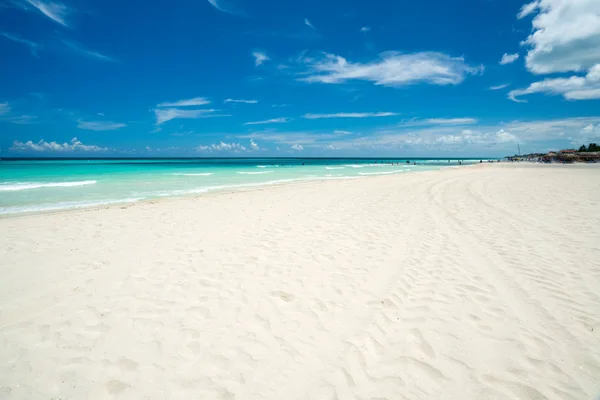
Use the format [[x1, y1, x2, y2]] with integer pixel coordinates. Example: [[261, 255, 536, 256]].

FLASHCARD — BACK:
[[1, 163, 599, 399]]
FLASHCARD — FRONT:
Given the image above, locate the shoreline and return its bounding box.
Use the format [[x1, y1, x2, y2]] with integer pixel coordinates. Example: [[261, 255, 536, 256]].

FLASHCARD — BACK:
[[0, 163, 465, 220], [2, 162, 589, 220]]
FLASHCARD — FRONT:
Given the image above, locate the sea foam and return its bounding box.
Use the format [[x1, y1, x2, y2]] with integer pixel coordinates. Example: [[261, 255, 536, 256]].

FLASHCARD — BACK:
[[171, 173, 214, 176], [0, 180, 97, 191], [0, 197, 143, 215]]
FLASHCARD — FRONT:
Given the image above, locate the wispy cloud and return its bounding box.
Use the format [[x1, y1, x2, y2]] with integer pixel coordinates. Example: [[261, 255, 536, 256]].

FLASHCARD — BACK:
[[62, 40, 116, 62], [360, 26, 371, 33], [499, 53, 519, 65], [303, 112, 398, 119], [157, 97, 210, 107], [207, 0, 242, 15], [1, 32, 40, 57], [396, 117, 477, 127], [490, 83, 510, 90], [224, 98, 258, 104], [154, 108, 224, 124], [11, 137, 107, 152], [291, 144, 304, 151], [509, 65, 600, 102], [7, 115, 39, 124], [23, 0, 71, 27], [244, 117, 289, 125], [77, 120, 126, 131], [304, 18, 316, 29], [334, 130, 352, 135], [423, 118, 477, 125], [517, 1, 540, 19], [0, 102, 11, 116], [298, 51, 483, 87], [253, 51, 269, 66]]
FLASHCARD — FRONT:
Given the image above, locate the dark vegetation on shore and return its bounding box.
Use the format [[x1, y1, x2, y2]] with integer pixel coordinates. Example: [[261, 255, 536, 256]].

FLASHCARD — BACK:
[[507, 143, 600, 163]]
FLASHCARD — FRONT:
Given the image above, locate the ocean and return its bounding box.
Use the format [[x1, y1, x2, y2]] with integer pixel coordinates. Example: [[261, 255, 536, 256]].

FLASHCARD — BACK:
[[0, 158, 490, 215]]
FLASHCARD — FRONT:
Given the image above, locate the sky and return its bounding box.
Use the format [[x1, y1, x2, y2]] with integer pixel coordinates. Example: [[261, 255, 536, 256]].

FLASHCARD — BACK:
[[1, 0, 600, 157]]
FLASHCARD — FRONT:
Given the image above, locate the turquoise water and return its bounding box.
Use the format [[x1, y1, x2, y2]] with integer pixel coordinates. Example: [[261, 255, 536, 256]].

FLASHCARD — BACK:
[[0, 158, 489, 215]]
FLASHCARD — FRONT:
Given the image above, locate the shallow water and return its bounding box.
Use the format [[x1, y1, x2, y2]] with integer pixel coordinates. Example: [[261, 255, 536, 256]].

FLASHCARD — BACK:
[[0, 158, 489, 215]]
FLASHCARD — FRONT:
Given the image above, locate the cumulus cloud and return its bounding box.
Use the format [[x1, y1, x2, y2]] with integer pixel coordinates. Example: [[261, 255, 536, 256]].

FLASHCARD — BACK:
[[24, 0, 71, 27], [1, 32, 40, 57], [499, 53, 519, 65], [303, 112, 398, 119], [253, 51, 269, 66], [509, 64, 600, 101], [520, 0, 600, 74], [157, 97, 211, 107], [197, 141, 247, 152], [11, 137, 107, 152], [244, 117, 289, 125], [291, 144, 304, 151], [436, 129, 518, 145], [224, 99, 258, 104], [298, 51, 483, 87], [237, 117, 600, 153], [77, 120, 126, 131], [154, 108, 222, 124]]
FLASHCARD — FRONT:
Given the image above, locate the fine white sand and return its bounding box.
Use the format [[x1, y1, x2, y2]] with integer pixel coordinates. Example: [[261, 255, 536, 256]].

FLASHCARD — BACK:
[[1, 163, 599, 399]]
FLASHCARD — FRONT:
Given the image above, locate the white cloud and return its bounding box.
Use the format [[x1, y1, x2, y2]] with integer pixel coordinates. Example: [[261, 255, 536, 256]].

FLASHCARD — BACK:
[[253, 51, 269, 66], [334, 130, 352, 135], [0, 102, 10, 115], [62, 40, 116, 62], [360, 26, 371, 33], [25, 0, 70, 27], [207, 0, 242, 15], [157, 97, 210, 107], [509, 64, 600, 101], [224, 99, 258, 104], [244, 117, 289, 125], [517, 1, 540, 19], [237, 117, 600, 153], [304, 18, 315, 29], [1, 32, 40, 57], [303, 112, 398, 119], [423, 118, 477, 125], [490, 83, 510, 90], [436, 129, 518, 145], [325, 144, 341, 150], [291, 144, 304, 151], [520, 0, 600, 74], [154, 108, 221, 124], [499, 53, 519, 65], [196, 141, 247, 152], [298, 51, 483, 87], [8, 115, 39, 124], [250, 139, 259, 150], [77, 120, 126, 131], [11, 137, 107, 152]]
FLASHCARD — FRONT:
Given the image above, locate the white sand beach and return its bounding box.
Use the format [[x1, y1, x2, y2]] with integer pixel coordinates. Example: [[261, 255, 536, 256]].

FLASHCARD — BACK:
[[1, 163, 599, 400]]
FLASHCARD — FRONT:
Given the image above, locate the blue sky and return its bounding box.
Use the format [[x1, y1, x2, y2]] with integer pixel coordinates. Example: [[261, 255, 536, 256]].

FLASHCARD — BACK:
[[1, 0, 599, 157]]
